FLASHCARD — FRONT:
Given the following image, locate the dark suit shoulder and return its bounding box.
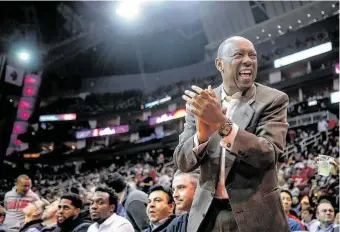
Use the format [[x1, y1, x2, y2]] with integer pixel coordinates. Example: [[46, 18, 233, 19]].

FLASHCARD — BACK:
[[165, 214, 188, 232]]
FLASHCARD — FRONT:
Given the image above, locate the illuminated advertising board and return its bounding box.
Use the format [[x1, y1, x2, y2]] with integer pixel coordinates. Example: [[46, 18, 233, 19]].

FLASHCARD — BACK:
[[144, 96, 172, 109], [148, 109, 186, 126], [75, 125, 129, 139], [39, 113, 77, 122]]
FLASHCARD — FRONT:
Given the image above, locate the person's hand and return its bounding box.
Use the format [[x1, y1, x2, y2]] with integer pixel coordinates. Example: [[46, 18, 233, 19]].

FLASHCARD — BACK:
[[330, 158, 339, 175], [183, 85, 227, 131], [196, 117, 213, 143], [316, 156, 339, 175], [196, 86, 218, 143]]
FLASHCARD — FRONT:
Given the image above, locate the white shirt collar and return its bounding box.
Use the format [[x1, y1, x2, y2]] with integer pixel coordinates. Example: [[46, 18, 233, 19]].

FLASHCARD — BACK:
[[94, 213, 117, 229], [221, 88, 242, 102]]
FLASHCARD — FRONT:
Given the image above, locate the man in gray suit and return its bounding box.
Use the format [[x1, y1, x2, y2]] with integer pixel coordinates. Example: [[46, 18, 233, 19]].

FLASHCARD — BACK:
[[174, 36, 290, 232]]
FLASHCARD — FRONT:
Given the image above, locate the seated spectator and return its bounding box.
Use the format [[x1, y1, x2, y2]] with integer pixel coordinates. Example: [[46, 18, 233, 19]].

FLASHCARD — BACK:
[[106, 172, 149, 231], [166, 170, 200, 232], [144, 185, 175, 232], [0, 207, 7, 232], [20, 200, 48, 232], [52, 193, 91, 232], [41, 200, 59, 232], [292, 163, 308, 188], [280, 190, 306, 230], [87, 187, 133, 232], [301, 206, 318, 231], [288, 217, 304, 231], [172, 170, 199, 216], [312, 200, 339, 232]]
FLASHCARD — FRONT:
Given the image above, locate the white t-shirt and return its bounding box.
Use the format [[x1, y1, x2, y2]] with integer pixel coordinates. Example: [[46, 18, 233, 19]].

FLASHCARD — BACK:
[[87, 213, 134, 232]]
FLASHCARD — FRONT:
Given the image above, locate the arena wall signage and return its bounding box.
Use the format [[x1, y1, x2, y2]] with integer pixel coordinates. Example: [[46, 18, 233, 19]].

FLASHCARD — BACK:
[[148, 108, 186, 126], [75, 125, 129, 139]]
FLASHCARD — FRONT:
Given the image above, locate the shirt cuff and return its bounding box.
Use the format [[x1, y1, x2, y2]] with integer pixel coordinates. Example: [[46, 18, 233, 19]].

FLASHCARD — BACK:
[[219, 123, 239, 151], [192, 133, 209, 157]]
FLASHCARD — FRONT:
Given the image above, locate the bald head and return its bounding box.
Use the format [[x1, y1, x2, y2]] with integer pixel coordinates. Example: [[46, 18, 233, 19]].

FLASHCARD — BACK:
[[215, 36, 257, 94], [217, 36, 254, 59]]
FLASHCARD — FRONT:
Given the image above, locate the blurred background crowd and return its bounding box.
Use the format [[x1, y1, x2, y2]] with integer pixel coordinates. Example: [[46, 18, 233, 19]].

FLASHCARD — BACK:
[[0, 1, 339, 232]]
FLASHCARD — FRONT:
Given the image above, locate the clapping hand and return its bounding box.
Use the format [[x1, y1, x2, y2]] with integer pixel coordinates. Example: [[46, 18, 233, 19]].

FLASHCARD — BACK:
[[182, 85, 227, 141]]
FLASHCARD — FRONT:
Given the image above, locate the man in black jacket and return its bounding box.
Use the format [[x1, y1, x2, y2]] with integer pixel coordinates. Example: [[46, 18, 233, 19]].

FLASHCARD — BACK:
[[107, 173, 149, 231], [51, 193, 91, 232], [144, 185, 175, 232]]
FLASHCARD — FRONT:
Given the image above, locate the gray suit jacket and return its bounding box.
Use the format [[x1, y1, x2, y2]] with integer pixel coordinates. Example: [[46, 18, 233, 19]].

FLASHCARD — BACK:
[[173, 83, 290, 232]]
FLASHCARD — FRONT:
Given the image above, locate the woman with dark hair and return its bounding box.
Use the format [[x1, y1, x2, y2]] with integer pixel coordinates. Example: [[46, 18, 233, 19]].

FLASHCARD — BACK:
[[280, 190, 306, 230]]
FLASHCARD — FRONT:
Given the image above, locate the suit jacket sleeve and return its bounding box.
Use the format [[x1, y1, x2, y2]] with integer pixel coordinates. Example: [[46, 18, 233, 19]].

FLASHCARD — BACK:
[[173, 105, 208, 172], [230, 93, 289, 169]]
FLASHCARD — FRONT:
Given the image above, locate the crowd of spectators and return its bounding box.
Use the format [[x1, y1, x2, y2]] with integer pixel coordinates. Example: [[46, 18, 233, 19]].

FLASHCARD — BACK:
[[0, 121, 339, 231]]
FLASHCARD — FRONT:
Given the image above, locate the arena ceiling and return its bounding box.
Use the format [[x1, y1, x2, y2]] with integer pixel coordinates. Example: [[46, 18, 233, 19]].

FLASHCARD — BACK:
[[0, 1, 338, 80]]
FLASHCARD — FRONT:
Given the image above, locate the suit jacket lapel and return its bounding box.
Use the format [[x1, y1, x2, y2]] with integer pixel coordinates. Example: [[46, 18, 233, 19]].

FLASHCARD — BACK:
[[232, 100, 255, 130]]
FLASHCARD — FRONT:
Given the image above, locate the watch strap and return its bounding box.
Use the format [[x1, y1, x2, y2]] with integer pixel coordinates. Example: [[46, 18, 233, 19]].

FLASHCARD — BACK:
[[218, 118, 233, 137]]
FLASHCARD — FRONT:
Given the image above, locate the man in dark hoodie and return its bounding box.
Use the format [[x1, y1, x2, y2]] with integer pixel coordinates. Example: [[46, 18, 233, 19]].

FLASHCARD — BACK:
[[106, 173, 149, 231], [144, 185, 175, 232], [19, 200, 48, 232], [3, 175, 40, 232], [51, 193, 91, 232]]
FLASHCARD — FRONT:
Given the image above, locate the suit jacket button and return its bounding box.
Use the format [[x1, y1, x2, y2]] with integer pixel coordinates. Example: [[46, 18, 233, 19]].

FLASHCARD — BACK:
[[227, 143, 231, 148]]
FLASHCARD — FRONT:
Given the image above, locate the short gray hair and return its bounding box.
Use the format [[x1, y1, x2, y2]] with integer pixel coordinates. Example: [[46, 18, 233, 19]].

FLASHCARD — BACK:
[[174, 169, 200, 185]]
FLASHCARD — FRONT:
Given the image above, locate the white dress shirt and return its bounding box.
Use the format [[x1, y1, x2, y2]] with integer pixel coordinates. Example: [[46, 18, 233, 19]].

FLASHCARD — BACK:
[[87, 213, 134, 232], [193, 89, 241, 153], [192, 88, 241, 198]]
